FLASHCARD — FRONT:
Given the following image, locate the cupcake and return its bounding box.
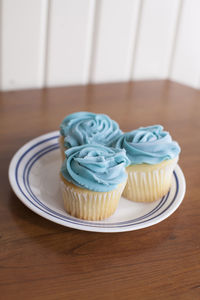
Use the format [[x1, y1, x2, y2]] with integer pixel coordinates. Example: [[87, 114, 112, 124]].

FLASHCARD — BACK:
[[114, 125, 181, 202], [60, 144, 130, 220], [59, 112, 122, 160]]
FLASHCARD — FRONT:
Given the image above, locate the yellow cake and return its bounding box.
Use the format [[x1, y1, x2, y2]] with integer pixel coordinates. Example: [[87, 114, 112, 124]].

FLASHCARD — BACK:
[[113, 125, 181, 202], [123, 157, 178, 202], [60, 174, 126, 220], [59, 136, 66, 161], [60, 144, 130, 220]]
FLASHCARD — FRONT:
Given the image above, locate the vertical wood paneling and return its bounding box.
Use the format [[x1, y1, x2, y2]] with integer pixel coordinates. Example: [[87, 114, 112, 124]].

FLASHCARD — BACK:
[[170, 0, 200, 89], [132, 0, 180, 80], [0, 0, 48, 90], [46, 0, 95, 86], [90, 0, 140, 83], [1, 0, 200, 90]]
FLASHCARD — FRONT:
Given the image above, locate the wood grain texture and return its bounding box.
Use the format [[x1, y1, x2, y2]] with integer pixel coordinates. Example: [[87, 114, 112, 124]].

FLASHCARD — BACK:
[[0, 80, 200, 299]]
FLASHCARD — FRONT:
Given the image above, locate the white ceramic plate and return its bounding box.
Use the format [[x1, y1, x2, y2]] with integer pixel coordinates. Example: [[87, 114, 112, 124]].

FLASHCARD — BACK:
[[9, 131, 186, 233]]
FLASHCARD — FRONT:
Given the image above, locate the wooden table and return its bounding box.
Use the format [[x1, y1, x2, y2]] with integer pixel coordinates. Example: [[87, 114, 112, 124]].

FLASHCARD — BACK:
[[0, 80, 200, 300]]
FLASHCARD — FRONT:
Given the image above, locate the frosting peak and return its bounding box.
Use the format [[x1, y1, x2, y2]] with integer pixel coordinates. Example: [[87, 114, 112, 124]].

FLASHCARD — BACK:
[[114, 125, 180, 165], [61, 144, 130, 192], [60, 112, 122, 148]]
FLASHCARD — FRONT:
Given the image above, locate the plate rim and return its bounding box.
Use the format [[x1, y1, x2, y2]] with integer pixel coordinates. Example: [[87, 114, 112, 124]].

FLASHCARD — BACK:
[[8, 131, 186, 233]]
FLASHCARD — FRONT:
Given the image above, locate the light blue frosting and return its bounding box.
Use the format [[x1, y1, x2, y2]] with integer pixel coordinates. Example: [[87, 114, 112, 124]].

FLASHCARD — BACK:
[[114, 125, 181, 165], [60, 112, 122, 148], [61, 144, 130, 192]]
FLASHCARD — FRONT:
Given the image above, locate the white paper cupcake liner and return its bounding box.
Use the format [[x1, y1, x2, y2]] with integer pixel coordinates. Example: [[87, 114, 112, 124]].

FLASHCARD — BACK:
[[60, 179, 126, 221], [123, 157, 178, 202]]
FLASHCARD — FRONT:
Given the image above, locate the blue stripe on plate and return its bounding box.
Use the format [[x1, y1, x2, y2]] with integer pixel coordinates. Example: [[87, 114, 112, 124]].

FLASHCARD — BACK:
[[24, 146, 169, 226], [15, 134, 179, 228]]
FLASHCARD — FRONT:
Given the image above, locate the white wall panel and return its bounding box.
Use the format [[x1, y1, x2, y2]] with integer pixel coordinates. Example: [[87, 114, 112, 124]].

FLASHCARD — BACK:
[[90, 0, 140, 83], [0, 0, 200, 90], [170, 0, 200, 89], [0, 0, 48, 90], [132, 0, 180, 80], [46, 0, 95, 86]]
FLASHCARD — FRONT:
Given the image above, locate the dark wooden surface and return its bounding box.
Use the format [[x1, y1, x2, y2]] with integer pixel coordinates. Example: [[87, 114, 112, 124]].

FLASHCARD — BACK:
[[0, 80, 199, 300]]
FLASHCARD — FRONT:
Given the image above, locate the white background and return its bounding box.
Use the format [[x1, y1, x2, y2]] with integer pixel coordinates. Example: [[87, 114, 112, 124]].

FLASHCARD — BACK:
[[0, 0, 199, 91]]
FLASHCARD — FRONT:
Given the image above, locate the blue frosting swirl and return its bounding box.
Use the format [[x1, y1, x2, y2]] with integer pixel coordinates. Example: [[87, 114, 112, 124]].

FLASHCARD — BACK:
[[60, 112, 122, 148], [114, 125, 180, 165], [61, 144, 130, 192]]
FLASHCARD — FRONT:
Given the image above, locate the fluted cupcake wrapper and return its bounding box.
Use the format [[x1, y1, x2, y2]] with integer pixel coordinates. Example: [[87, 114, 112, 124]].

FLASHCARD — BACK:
[[123, 157, 178, 202], [60, 177, 127, 221]]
